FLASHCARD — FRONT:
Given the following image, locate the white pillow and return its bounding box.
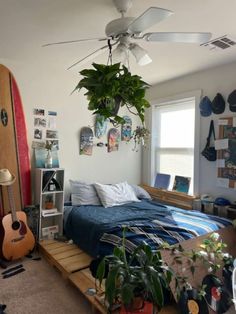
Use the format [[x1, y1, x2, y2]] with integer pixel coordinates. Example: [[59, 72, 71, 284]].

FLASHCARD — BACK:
[[130, 184, 152, 200], [69, 180, 101, 206], [93, 181, 140, 208]]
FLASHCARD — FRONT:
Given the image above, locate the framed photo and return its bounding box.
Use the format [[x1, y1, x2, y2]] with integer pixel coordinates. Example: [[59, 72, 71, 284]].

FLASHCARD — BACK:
[[34, 129, 42, 140], [172, 175, 191, 193], [35, 149, 59, 168], [46, 130, 58, 139], [34, 108, 45, 116]]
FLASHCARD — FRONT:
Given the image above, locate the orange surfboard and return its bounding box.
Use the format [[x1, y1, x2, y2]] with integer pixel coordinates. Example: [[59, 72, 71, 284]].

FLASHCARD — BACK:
[[0, 64, 31, 214]]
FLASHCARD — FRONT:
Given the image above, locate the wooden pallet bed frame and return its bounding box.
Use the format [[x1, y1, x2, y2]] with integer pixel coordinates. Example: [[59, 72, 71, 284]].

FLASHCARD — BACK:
[[141, 184, 197, 210], [39, 225, 236, 313], [39, 186, 236, 313], [39, 240, 178, 314]]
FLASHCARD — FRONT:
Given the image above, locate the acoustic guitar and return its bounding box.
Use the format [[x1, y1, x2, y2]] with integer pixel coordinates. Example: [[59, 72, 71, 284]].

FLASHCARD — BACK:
[[1, 185, 35, 260]]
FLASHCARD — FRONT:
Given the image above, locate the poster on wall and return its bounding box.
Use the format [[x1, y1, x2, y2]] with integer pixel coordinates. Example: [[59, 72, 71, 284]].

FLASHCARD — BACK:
[[48, 111, 57, 129]]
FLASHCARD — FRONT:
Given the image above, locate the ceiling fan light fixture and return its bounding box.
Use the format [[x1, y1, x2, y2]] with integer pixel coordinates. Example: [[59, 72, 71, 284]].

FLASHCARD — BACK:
[[130, 43, 152, 66], [112, 42, 129, 64]]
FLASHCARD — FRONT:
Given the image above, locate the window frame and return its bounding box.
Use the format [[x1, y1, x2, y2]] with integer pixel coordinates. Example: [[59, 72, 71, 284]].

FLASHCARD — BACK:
[[148, 90, 201, 195]]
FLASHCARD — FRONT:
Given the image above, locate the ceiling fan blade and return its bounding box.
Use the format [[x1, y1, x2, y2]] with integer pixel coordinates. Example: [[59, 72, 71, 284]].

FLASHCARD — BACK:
[[144, 32, 212, 43], [42, 37, 108, 47], [128, 7, 173, 34], [67, 45, 109, 70]]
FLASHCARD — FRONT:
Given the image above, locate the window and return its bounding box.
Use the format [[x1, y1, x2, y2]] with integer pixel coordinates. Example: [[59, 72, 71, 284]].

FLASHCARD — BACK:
[[150, 92, 201, 195]]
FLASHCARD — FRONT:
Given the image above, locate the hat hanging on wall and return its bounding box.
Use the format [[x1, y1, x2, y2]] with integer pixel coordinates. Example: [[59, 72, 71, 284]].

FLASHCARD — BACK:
[[228, 89, 236, 112], [0, 169, 16, 186], [199, 96, 212, 117], [211, 93, 225, 114]]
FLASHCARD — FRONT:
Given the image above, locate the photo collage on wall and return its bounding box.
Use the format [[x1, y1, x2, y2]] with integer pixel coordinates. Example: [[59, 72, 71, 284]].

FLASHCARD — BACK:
[[32, 108, 59, 168]]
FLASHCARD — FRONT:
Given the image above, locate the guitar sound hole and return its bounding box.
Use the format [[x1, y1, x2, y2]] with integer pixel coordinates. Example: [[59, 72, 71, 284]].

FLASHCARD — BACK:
[[12, 221, 20, 230]]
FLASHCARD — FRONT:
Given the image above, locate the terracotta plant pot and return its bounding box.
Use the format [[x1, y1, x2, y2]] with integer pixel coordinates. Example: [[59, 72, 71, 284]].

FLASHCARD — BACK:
[[119, 298, 155, 314]]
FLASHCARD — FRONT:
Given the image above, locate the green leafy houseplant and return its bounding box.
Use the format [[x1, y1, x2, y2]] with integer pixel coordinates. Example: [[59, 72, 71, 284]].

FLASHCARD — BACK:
[[162, 232, 233, 303], [73, 63, 150, 125], [131, 126, 150, 152], [96, 230, 173, 312]]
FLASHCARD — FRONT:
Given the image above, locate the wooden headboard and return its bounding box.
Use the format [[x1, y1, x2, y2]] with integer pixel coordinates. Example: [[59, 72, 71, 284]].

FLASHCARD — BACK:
[[141, 184, 197, 210]]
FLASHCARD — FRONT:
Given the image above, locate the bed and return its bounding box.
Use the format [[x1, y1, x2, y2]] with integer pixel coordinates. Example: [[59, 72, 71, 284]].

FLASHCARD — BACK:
[[64, 198, 232, 258]]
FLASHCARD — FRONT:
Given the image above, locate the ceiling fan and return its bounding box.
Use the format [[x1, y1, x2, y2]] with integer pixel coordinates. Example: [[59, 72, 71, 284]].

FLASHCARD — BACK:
[[43, 0, 212, 69]]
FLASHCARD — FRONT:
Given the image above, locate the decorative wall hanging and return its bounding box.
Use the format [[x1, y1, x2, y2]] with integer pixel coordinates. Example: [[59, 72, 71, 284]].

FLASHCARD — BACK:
[[216, 117, 236, 188], [121, 116, 132, 141], [108, 128, 120, 153], [95, 114, 108, 138], [80, 127, 94, 156]]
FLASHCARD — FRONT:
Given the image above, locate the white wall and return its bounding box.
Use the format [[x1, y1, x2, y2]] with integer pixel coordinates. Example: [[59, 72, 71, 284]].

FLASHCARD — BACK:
[[1, 58, 142, 200], [143, 61, 236, 202]]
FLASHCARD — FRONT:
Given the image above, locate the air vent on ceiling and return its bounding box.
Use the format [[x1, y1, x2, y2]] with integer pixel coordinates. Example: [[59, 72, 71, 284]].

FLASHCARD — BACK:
[[201, 35, 236, 51]]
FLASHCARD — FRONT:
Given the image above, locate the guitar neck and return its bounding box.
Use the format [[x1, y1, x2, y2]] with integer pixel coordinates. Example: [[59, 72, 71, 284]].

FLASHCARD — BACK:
[[0, 186, 4, 218], [7, 185, 17, 222]]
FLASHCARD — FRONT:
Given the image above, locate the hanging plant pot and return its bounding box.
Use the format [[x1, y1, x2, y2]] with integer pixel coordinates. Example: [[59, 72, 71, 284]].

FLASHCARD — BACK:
[[73, 62, 150, 125], [99, 96, 122, 117]]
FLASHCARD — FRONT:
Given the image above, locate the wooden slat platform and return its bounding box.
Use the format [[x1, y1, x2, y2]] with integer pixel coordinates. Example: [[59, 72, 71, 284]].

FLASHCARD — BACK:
[[39, 239, 92, 277], [39, 239, 178, 314]]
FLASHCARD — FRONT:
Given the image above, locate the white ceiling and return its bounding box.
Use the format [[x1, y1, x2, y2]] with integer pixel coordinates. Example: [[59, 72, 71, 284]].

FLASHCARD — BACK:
[[1, 0, 236, 84]]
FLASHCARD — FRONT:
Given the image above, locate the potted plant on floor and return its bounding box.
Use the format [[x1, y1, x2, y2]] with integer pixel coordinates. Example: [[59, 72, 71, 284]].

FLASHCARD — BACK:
[[73, 63, 150, 125], [96, 230, 173, 313]]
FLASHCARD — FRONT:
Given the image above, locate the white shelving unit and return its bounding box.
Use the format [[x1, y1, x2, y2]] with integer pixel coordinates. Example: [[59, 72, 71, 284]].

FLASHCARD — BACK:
[[35, 168, 65, 240]]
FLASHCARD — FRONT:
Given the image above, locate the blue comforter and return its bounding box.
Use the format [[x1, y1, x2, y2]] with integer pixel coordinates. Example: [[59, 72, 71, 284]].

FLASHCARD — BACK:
[[64, 200, 232, 258]]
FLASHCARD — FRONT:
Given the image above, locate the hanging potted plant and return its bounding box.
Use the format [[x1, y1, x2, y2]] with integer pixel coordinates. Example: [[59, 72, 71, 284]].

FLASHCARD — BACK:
[[131, 125, 150, 151], [73, 62, 150, 125]]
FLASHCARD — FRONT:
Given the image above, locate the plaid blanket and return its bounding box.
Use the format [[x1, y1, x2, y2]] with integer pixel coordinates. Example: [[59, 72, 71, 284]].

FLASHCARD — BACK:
[[99, 207, 232, 255]]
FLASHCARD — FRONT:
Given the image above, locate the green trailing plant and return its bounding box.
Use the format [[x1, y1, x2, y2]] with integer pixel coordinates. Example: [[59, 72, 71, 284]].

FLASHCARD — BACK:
[[96, 229, 173, 312], [73, 62, 150, 125], [161, 232, 233, 300], [131, 125, 150, 151]]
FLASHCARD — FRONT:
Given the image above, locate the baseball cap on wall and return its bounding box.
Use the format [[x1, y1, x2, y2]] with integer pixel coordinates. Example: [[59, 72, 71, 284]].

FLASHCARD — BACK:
[[211, 93, 225, 114], [228, 89, 236, 112], [199, 96, 212, 117]]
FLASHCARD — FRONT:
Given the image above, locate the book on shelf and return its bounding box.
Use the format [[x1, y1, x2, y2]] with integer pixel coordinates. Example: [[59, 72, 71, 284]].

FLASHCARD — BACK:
[[42, 171, 62, 192], [42, 208, 58, 216], [42, 225, 59, 239], [42, 170, 56, 192]]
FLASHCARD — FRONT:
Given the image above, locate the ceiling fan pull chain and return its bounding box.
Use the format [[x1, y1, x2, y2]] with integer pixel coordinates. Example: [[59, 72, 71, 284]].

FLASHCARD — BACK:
[[107, 39, 113, 65]]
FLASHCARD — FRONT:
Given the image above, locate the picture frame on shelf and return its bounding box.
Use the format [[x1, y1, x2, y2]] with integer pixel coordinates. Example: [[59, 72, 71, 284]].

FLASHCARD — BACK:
[[35, 149, 59, 168]]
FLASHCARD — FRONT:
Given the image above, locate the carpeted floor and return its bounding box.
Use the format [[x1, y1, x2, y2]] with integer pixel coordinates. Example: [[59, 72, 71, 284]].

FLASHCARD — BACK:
[[0, 256, 93, 314]]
